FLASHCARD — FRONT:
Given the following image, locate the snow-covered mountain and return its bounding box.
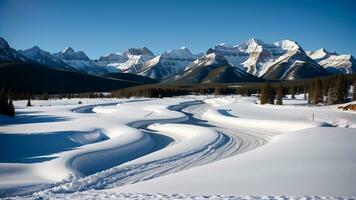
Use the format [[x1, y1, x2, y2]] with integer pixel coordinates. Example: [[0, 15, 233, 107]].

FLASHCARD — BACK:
[[261, 40, 330, 80], [53, 47, 117, 75], [167, 52, 262, 84], [96, 47, 155, 73], [138, 47, 203, 80], [206, 38, 286, 76], [0, 37, 29, 63], [205, 39, 330, 80], [18, 46, 74, 70], [1, 36, 354, 81], [307, 48, 356, 74]]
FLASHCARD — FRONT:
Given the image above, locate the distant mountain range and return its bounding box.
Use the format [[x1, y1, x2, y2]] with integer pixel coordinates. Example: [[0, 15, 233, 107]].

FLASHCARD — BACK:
[[1, 37, 355, 86]]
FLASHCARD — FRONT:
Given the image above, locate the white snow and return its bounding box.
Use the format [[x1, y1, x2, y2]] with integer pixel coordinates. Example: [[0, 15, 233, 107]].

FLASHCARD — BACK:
[[1, 95, 355, 199]]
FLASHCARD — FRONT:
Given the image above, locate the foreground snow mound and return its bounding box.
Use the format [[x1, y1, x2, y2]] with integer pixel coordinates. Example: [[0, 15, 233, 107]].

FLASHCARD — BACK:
[[113, 127, 356, 196]]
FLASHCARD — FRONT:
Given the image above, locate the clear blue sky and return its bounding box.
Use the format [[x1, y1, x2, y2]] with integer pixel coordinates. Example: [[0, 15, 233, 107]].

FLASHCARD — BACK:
[[1, 0, 355, 59]]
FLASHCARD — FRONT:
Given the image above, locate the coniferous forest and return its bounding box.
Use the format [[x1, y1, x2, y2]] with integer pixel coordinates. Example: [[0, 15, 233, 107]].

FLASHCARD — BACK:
[[1, 74, 356, 118]]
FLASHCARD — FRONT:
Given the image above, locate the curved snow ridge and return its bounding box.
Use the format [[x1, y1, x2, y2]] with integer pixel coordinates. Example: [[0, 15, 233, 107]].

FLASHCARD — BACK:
[[127, 105, 189, 128], [202, 108, 326, 134], [124, 123, 221, 165], [67, 126, 155, 177], [30, 126, 154, 184], [35, 124, 237, 194]]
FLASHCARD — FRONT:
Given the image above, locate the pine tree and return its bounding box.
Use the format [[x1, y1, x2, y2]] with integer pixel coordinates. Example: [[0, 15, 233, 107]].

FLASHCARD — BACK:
[[7, 97, 15, 117], [27, 95, 32, 107], [353, 80, 356, 101], [327, 84, 336, 105], [260, 82, 270, 104], [260, 82, 274, 104], [289, 86, 295, 99], [276, 85, 283, 105], [41, 92, 49, 100], [334, 75, 347, 104], [0, 88, 5, 115], [312, 79, 322, 105], [268, 85, 275, 104]]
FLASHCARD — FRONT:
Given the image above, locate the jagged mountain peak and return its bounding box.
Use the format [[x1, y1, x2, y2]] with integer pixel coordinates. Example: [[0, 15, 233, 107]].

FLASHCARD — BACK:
[[274, 39, 301, 52], [30, 45, 41, 51], [125, 47, 154, 57], [54, 47, 90, 61], [162, 47, 194, 58], [62, 47, 75, 54], [0, 37, 10, 50], [188, 52, 229, 69], [19, 46, 48, 56], [245, 38, 265, 46]]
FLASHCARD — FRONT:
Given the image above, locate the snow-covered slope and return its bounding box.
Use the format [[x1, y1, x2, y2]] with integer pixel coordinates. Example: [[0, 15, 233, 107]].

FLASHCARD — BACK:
[[319, 55, 356, 74], [204, 39, 331, 80], [53, 47, 117, 75], [207, 38, 285, 76], [1, 96, 356, 198], [307, 48, 356, 74], [167, 52, 262, 84], [261, 40, 330, 80], [138, 47, 203, 80], [18, 46, 74, 70], [0, 37, 29, 63], [95, 47, 155, 72]]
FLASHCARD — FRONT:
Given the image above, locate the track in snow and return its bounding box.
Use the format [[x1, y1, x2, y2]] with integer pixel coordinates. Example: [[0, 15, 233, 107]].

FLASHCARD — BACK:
[[7, 99, 269, 197]]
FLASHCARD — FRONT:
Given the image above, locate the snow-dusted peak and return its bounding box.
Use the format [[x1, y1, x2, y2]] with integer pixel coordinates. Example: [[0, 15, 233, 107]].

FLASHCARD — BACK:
[[188, 52, 229, 69], [19, 46, 49, 57], [162, 47, 194, 59], [125, 47, 154, 57], [217, 43, 233, 47], [54, 47, 90, 61], [245, 38, 265, 46], [62, 47, 75, 54], [308, 48, 331, 60], [98, 53, 126, 62], [274, 40, 301, 52], [0, 37, 10, 50]]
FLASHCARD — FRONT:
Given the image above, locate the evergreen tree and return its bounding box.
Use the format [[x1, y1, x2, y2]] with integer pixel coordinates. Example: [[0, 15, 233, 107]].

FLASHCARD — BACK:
[[260, 82, 274, 104], [327, 84, 336, 105], [353, 80, 356, 101], [27, 95, 32, 107], [289, 86, 295, 99], [312, 79, 322, 105], [41, 92, 49, 100], [276, 85, 283, 105], [334, 75, 347, 104], [7, 97, 15, 117], [260, 82, 270, 104], [0, 88, 5, 114]]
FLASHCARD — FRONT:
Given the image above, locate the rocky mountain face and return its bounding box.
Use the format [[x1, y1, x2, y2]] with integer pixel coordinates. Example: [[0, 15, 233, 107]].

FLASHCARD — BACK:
[[1, 36, 354, 82], [166, 52, 262, 84], [0, 37, 29, 63], [307, 48, 356, 74], [205, 39, 331, 80], [18, 46, 73, 70], [138, 47, 203, 80], [51, 47, 117, 75], [95, 47, 155, 73]]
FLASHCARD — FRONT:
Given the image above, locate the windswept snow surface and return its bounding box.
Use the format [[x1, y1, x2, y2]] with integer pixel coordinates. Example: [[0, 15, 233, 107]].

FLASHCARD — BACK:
[[1, 95, 356, 199]]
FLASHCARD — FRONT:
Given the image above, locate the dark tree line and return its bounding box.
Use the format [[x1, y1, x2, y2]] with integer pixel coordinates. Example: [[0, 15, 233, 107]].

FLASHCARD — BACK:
[[0, 88, 15, 117], [1, 74, 355, 107]]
